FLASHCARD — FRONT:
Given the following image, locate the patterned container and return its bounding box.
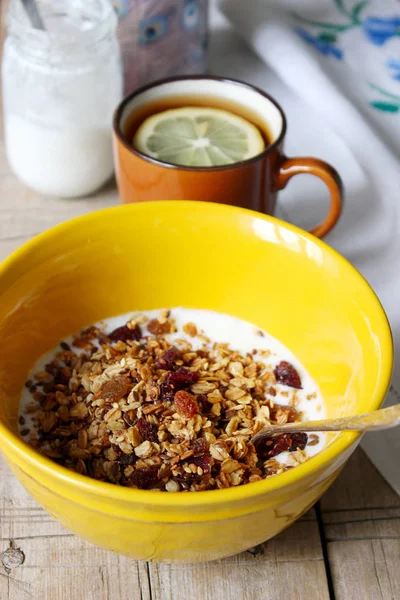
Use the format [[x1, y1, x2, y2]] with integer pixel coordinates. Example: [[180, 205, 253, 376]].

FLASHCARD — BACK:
[[113, 0, 208, 94]]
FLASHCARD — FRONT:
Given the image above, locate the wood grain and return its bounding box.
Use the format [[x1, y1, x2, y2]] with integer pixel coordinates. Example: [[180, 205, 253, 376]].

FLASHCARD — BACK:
[[320, 450, 400, 600], [148, 515, 330, 600]]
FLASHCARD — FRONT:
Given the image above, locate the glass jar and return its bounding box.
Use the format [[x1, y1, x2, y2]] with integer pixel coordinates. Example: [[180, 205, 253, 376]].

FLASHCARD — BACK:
[[2, 0, 123, 197]]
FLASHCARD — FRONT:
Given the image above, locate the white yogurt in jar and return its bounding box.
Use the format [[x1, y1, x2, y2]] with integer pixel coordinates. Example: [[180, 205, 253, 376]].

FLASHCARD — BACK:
[[19, 308, 326, 463], [1, 0, 122, 197]]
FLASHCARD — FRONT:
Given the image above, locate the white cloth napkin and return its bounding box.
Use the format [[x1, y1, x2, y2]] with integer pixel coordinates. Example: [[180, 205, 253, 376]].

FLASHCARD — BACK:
[[214, 0, 400, 494]]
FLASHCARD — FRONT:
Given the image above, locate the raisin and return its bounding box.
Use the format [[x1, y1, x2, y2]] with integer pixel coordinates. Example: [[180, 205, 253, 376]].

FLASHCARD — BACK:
[[157, 346, 180, 370], [56, 369, 70, 385], [128, 466, 158, 489], [60, 341, 70, 351], [274, 361, 302, 389], [167, 367, 199, 388], [43, 381, 55, 394], [119, 453, 137, 466], [147, 319, 171, 335], [136, 418, 158, 442], [197, 394, 213, 415], [289, 432, 308, 452], [191, 437, 209, 456], [174, 390, 198, 418], [100, 375, 130, 402], [108, 324, 142, 343]]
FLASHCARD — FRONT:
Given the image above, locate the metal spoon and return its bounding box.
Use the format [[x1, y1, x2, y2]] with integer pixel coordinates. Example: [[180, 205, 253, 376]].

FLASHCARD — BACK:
[[21, 0, 46, 30], [251, 402, 400, 446]]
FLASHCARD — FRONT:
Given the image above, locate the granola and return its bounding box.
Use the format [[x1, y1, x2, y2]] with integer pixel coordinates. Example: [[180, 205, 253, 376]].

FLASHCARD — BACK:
[[19, 309, 324, 491]]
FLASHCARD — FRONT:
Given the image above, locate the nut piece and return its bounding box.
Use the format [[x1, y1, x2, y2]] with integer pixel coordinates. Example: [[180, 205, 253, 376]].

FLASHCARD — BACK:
[[165, 479, 180, 492], [134, 440, 152, 458]]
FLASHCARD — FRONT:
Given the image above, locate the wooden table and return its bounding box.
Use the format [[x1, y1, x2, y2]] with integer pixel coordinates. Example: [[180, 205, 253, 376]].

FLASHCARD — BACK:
[[0, 8, 399, 599], [0, 136, 399, 600]]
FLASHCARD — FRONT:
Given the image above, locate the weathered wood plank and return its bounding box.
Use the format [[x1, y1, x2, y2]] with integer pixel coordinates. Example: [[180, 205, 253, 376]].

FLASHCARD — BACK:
[[0, 458, 151, 600], [148, 514, 330, 600], [321, 449, 400, 600], [321, 448, 400, 513]]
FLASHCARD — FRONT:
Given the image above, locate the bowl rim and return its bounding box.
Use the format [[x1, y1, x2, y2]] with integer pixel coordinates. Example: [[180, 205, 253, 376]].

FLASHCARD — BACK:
[[0, 201, 393, 509]]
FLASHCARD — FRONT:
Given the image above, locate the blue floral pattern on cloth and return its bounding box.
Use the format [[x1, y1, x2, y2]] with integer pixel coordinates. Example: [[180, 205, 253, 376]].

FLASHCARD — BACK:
[[387, 58, 400, 80], [294, 0, 400, 112], [296, 28, 343, 59], [362, 16, 400, 45]]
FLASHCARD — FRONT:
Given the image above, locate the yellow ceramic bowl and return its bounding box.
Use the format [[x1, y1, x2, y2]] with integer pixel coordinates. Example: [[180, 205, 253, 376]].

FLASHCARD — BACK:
[[0, 201, 392, 563]]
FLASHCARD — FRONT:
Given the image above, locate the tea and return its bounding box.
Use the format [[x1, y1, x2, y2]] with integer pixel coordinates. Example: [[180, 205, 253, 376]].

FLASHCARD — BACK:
[[123, 94, 273, 150], [113, 76, 342, 235]]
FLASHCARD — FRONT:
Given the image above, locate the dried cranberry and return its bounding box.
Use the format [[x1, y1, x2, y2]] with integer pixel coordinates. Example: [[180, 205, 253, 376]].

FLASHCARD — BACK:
[[259, 432, 308, 458], [159, 381, 176, 401], [157, 346, 180, 370], [274, 361, 302, 389], [184, 452, 212, 477], [128, 466, 158, 489], [108, 324, 142, 343], [167, 368, 199, 388], [174, 390, 198, 418], [136, 418, 158, 442], [267, 435, 292, 457], [159, 368, 200, 401], [191, 438, 209, 456], [192, 453, 211, 474]]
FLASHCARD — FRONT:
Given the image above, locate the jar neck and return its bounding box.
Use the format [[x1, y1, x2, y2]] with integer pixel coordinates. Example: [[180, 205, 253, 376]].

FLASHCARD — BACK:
[[7, 0, 118, 66]]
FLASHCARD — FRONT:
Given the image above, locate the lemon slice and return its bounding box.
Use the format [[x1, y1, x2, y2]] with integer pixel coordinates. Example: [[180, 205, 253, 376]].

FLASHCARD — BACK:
[[132, 106, 265, 167]]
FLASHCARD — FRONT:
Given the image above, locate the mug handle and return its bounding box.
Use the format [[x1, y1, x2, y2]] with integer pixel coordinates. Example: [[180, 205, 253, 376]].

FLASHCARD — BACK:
[[275, 156, 343, 238]]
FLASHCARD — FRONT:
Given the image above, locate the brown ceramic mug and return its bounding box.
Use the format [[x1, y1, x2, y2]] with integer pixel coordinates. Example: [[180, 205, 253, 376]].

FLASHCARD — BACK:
[[113, 76, 342, 237]]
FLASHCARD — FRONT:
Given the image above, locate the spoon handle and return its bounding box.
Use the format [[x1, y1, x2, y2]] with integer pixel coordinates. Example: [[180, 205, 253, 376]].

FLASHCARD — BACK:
[[251, 403, 400, 445]]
